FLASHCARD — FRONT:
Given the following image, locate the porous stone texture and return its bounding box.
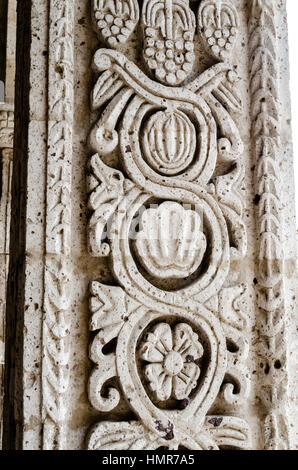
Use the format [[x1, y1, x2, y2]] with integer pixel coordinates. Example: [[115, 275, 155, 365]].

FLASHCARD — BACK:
[[4, 0, 16, 103], [0, 106, 15, 452], [0, 0, 16, 448], [0, 145, 13, 445], [2, 0, 297, 450]]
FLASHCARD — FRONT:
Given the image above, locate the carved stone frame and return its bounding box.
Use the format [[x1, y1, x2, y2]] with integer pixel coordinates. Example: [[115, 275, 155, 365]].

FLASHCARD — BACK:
[[2, 0, 297, 450]]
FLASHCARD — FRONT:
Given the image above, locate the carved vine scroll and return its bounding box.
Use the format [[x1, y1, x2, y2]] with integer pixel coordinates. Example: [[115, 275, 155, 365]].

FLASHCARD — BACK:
[[86, 0, 252, 450]]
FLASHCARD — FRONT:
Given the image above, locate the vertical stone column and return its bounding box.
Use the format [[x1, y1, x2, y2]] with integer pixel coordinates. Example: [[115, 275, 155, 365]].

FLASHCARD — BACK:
[[248, 0, 291, 449], [0, 0, 16, 449], [0, 103, 14, 447], [42, 0, 74, 450], [3, 0, 75, 450], [5, 0, 17, 103], [0, 148, 13, 446], [0, 1, 8, 91]]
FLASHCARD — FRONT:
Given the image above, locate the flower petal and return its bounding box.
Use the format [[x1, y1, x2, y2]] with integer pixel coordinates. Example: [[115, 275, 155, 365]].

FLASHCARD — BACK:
[[144, 363, 172, 401], [153, 322, 173, 352], [173, 323, 203, 361], [172, 363, 200, 400], [141, 323, 173, 363], [144, 363, 164, 391], [140, 343, 164, 363], [159, 374, 172, 401]]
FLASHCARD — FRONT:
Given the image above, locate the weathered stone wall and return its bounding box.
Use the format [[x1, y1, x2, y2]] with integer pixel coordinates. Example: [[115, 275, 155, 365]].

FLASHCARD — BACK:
[[0, 0, 16, 448], [5, 0, 16, 103], [2, 0, 297, 450]]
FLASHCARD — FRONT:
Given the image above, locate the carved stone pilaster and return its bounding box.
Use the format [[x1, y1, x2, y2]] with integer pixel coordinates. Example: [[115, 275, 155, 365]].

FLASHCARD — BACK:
[[1, 0, 297, 450], [248, 0, 291, 449], [0, 147, 13, 447], [42, 0, 74, 450], [0, 100, 14, 448]]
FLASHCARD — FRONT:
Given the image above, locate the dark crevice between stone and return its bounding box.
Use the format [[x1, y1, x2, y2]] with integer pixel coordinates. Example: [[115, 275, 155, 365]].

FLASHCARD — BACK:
[[2, 0, 31, 450]]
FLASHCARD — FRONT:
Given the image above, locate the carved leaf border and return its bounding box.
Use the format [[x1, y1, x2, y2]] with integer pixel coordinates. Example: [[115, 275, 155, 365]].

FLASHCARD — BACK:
[[42, 0, 75, 451]]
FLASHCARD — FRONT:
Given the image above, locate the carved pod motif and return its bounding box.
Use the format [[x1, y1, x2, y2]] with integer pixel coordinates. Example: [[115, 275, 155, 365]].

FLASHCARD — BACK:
[[92, 0, 139, 47], [135, 202, 207, 279], [142, 110, 196, 175], [198, 0, 239, 61], [142, 0, 196, 85]]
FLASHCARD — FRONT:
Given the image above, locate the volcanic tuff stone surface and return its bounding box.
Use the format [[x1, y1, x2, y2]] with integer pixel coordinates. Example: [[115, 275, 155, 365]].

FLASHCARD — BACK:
[[1, 0, 297, 450]]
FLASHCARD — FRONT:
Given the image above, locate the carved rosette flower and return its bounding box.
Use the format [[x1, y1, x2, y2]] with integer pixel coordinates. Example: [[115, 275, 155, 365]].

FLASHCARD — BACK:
[[135, 202, 207, 279], [140, 323, 203, 401]]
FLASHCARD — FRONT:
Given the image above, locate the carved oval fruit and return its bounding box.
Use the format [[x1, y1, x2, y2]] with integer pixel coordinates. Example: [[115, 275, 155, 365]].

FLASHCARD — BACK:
[[142, 110, 196, 175], [135, 202, 207, 279]]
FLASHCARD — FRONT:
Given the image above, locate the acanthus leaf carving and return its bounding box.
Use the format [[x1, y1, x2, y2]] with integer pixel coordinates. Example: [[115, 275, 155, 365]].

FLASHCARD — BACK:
[[88, 281, 142, 412], [204, 416, 250, 450], [87, 154, 135, 257], [87, 416, 251, 450]]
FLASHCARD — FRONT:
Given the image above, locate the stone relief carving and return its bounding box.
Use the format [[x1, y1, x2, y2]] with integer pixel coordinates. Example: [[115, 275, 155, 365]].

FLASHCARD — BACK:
[[86, 0, 252, 450], [135, 202, 207, 279], [139, 322, 204, 401], [141, 0, 196, 85], [42, 0, 74, 450], [92, 0, 140, 47], [0, 0, 294, 452], [249, 0, 290, 450], [198, 0, 239, 61]]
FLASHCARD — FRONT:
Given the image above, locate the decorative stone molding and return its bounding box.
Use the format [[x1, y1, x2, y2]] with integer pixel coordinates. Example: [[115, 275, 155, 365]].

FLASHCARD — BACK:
[[0, 147, 13, 448], [42, 0, 75, 450], [249, 0, 290, 450], [2, 0, 297, 450], [139, 322, 204, 401]]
